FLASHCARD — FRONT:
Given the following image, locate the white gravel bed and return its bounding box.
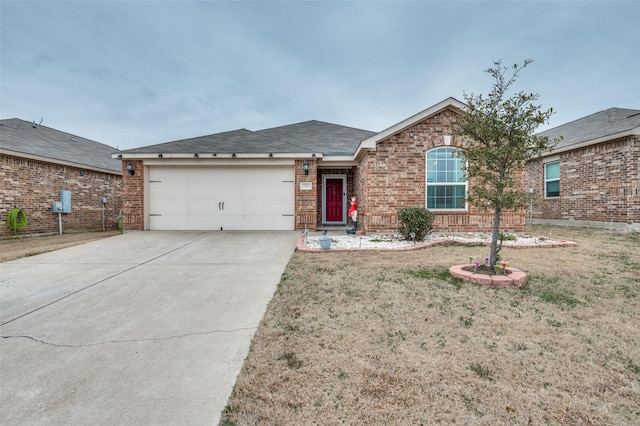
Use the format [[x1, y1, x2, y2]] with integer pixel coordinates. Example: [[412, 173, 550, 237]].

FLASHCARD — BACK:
[[304, 232, 558, 250]]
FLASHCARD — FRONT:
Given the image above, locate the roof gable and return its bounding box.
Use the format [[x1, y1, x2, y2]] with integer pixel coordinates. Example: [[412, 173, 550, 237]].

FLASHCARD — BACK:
[[0, 118, 121, 173], [539, 107, 640, 151], [355, 97, 466, 156]]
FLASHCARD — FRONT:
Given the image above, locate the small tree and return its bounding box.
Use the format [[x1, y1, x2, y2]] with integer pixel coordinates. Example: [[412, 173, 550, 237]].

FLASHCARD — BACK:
[[455, 59, 558, 269]]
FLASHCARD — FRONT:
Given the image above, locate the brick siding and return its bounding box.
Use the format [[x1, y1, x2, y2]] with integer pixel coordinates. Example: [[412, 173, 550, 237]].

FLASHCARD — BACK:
[[526, 135, 640, 225], [121, 160, 145, 230], [295, 159, 317, 230], [0, 154, 122, 237], [357, 108, 526, 233]]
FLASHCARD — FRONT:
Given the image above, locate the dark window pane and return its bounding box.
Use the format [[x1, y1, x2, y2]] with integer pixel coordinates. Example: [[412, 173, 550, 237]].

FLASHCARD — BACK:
[[546, 180, 560, 197]]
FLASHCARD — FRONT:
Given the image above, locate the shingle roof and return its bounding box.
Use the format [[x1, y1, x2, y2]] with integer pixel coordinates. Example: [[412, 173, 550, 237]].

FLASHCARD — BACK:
[[539, 107, 640, 151], [0, 118, 121, 173], [123, 129, 296, 154], [121, 120, 376, 155], [256, 120, 376, 155]]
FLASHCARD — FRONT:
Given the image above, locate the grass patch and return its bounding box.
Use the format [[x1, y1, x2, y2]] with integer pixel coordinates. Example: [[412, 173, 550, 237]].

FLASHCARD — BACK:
[[469, 363, 494, 381], [536, 289, 580, 307], [277, 352, 303, 369], [409, 267, 464, 290], [627, 359, 640, 375], [526, 277, 581, 307], [409, 267, 451, 281]]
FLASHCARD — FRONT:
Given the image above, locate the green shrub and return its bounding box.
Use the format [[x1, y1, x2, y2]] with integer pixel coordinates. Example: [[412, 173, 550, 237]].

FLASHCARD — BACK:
[[398, 208, 435, 241]]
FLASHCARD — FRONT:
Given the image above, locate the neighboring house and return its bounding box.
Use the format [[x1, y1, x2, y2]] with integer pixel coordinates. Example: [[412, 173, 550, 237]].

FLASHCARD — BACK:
[[0, 118, 122, 237], [116, 98, 526, 233], [526, 108, 640, 231]]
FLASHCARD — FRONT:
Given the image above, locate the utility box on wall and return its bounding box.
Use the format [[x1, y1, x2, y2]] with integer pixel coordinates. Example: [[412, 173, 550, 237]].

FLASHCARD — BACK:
[[60, 190, 72, 213]]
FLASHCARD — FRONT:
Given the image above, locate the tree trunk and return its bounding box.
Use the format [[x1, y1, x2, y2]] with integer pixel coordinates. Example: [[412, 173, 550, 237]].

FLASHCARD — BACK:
[[490, 208, 501, 267]]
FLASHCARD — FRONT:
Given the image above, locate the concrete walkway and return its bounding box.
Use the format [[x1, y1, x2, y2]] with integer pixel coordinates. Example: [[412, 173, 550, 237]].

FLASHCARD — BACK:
[[0, 231, 299, 425]]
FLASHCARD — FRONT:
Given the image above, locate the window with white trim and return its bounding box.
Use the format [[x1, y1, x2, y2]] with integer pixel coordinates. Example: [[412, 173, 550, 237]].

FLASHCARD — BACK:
[[426, 147, 467, 210], [545, 161, 560, 198]]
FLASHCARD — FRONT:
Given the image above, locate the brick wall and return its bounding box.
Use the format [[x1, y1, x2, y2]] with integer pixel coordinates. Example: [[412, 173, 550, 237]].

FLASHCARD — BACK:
[[526, 136, 640, 225], [357, 108, 526, 233], [0, 154, 122, 237], [121, 160, 145, 230], [295, 159, 317, 230]]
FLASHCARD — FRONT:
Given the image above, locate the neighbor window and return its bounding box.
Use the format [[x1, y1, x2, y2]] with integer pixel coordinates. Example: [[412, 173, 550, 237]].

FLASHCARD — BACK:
[[426, 147, 467, 209], [545, 162, 560, 198]]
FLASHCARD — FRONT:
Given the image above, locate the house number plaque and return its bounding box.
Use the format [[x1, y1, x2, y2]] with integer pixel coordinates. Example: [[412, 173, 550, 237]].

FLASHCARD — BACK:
[[300, 182, 312, 191]]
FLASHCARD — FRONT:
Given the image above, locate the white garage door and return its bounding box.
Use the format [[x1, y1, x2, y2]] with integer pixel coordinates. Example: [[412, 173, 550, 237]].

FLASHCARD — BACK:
[[148, 166, 294, 230]]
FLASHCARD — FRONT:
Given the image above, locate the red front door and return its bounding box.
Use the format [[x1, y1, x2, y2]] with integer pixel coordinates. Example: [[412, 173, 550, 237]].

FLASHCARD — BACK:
[[325, 179, 344, 222]]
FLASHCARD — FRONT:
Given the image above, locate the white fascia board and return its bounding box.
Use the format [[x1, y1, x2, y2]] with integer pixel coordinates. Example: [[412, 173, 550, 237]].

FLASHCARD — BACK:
[[317, 158, 358, 168], [142, 158, 295, 166], [354, 97, 467, 159], [3, 148, 121, 175], [114, 152, 322, 160], [543, 126, 640, 156]]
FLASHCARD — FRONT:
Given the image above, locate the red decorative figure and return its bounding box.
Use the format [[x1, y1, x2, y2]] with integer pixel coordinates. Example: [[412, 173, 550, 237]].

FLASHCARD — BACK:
[[346, 195, 358, 234]]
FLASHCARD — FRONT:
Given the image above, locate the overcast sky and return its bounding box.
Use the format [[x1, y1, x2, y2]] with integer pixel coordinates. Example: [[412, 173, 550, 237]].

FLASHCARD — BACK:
[[2, 0, 638, 150]]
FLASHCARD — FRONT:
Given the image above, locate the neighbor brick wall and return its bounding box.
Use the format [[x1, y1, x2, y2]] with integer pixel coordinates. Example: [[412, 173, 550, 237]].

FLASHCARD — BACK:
[[0, 154, 122, 237], [121, 160, 145, 230], [526, 135, 639, 225], [357, 108, 526, 233]]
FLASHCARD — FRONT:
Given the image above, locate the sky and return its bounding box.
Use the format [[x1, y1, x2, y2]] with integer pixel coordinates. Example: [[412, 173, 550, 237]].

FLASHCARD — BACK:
[[1, 0, 638, 151]]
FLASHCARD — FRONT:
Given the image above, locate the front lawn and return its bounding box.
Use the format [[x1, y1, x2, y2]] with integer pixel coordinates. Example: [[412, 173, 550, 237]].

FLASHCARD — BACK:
[[221, 225, 639, 425]]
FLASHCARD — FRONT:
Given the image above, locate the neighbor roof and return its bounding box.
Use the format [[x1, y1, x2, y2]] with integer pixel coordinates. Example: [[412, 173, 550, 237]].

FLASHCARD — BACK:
[[0, 118, 121, 174], [121, 120, 376, 156], [539, 107, 640, 153]]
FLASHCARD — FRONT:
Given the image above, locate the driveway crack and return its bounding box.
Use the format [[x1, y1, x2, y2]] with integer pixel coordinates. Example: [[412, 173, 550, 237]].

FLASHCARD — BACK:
[[1, 326, 257, 348]]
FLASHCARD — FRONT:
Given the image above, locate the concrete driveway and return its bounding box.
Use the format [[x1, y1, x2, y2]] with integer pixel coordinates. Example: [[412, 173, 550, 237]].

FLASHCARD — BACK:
[[0, 230, 299, 425]]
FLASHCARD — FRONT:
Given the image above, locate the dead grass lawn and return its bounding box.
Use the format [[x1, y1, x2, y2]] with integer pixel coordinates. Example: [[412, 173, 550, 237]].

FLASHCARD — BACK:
[[221, 225, 639, 425], [0, 230, 121, 263]]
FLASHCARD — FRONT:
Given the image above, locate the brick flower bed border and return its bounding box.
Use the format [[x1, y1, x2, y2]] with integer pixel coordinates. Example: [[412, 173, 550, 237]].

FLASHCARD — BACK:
[[296, 235, 576, 252], [449, 264, 528, 288]]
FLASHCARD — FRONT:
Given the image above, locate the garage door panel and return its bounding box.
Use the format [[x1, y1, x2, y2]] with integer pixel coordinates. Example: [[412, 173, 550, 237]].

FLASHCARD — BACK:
[[220, 215, 292, 231], [150, 213, 218, 231], [148, 166, 294, 231]]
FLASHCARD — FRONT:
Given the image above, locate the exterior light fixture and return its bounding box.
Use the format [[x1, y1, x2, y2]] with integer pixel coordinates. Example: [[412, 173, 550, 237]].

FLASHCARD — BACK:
[[194, 153, 199, 158], [269, 153, 273, 158], [303, 160, 309, 175], [232, 153, 236, 158], [126, 161, 135, 176], [158, 153, 163, 158], [117, 154, 122, 160]]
